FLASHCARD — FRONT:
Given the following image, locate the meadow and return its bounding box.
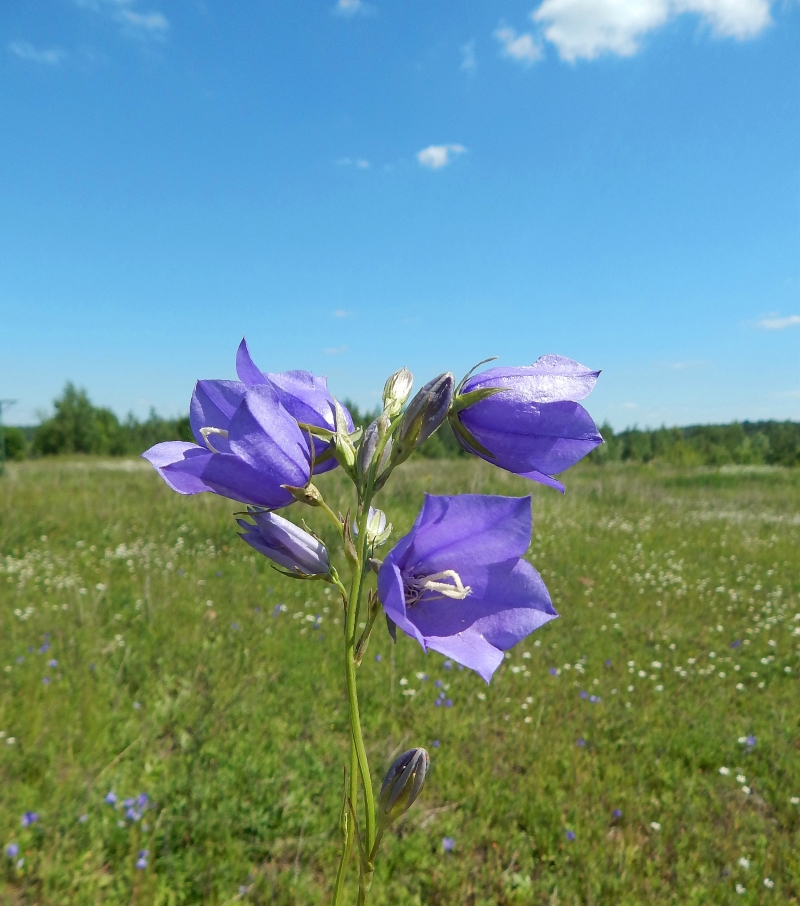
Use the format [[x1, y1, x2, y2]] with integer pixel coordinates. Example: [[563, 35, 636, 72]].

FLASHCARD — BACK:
[[1, 457, 798, 905]]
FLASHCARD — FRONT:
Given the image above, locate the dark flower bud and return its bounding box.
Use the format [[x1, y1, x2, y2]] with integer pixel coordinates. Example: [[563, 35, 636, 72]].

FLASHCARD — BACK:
[[357, 416, 392, 482], [382, 367, 414, 418], [378, 747, 429, 829], [390, 373, 454, 467]]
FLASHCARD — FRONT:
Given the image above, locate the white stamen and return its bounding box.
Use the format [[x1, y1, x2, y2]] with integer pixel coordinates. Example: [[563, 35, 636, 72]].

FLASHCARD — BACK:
[[200, 426, 229, 454], [407, 569, 471, 605]]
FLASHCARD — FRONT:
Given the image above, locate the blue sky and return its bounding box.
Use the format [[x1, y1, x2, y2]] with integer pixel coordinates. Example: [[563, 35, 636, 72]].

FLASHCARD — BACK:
[[1, 0, 798, 430]]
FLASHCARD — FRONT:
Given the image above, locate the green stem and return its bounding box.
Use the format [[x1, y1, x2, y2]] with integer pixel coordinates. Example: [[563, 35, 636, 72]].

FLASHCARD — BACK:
[[330, 741, 358, 906]]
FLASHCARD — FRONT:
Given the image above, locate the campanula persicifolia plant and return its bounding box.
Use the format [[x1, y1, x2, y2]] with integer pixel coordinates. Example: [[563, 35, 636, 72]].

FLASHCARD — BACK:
[[143, 339, 602, 905]]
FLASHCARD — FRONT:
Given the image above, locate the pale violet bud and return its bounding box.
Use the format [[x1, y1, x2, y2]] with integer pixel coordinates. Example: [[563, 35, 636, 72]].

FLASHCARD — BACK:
[[352, 507, 392, 547], [378, 747, 429, 828], [382, 367, 414, 418], [237, 510, 330, 576], [357, 416, 392, 482], [390, 373, 454, 466]]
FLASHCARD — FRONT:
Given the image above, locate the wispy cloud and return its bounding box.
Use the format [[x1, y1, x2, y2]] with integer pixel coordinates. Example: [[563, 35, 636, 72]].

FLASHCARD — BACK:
[[756, 313, 800, 330], [335, 157, 371, 169], [324, 345, 348, 355], [333, 309, 353, 318], [530, 0, 772, 62], [8, 41, 67, 65], [460, 39, 477, 71], [332, 0, 374, 17], [417, 144, 467, 170], [74, 0, 169, 40], [494, 24, 542, 65]]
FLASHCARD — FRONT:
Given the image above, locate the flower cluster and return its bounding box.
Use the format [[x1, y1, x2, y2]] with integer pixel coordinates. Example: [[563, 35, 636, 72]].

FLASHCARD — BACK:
[[142, 340, 600, 905]]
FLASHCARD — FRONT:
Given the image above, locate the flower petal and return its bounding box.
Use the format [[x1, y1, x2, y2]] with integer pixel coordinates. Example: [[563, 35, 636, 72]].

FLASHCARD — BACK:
[[465, 356, 599, 403], [189, 380, 246, 453], [403, 494, 532, 572], [236, 338, 269, 387], [227, 385, 311, 487], [142, 442, 216, 495], [424, 630, 504, 684]]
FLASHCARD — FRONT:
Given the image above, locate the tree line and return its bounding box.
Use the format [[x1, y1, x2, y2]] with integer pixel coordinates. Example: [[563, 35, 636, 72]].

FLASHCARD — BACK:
[[2, 383, 799, 468]]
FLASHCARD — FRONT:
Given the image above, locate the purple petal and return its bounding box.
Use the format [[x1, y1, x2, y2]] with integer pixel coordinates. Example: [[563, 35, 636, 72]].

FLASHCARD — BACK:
[[189, 380, 246, 452], [424, 630, 504, 684], [400, 494, 532, 572], [142, 442, 218, 495], [236, 338, 270, 386], [227, 385, 311, 486], [464, 356, 599, 402]]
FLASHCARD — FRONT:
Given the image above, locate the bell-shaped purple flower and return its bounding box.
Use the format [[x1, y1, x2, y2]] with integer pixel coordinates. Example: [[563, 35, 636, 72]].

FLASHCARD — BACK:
[[236, 338, 354, 473], [237, 509, 331, 576], [143, 379, 311, 510], [377, 494, 557, 682], [450, 356, 602, 492]]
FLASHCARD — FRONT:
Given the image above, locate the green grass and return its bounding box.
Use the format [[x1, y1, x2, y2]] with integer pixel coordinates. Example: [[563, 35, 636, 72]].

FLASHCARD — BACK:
[[1, 458, 799, 905]]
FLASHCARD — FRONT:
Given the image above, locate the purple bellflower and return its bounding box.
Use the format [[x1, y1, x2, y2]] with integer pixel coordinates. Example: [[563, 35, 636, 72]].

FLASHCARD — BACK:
[[143, 376, 313, 509], [377, 494, 557, 682], [238, 509, 331, 577], [236, 338, 354, 473], [449, 356, 602, 491]]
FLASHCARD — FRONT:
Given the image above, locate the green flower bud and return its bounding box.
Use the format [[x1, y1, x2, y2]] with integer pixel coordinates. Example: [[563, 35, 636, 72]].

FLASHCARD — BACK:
[[382, 367, 414, 418]]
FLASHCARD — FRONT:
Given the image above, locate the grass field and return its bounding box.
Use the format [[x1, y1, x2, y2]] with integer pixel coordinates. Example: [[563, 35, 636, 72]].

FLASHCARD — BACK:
[[1, 457, 799, 905]]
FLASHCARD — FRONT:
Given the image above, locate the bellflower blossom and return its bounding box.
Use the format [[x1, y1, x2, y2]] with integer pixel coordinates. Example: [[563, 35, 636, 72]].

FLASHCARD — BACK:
[[236, 338, 354, 473], [378, 494, 557, 682], [449, 356, 602, 491], [238, 509, 331, 576], [143, 380, 312, 509]]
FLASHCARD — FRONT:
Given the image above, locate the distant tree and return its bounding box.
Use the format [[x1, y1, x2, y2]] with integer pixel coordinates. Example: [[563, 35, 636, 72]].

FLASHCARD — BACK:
[[2, 426, 27, 461], [33, 383, 124, 455]]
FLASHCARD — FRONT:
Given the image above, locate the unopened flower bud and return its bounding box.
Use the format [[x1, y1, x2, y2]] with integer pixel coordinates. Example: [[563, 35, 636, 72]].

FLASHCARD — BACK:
[[382, 367, 414, 418], [353, 507, 392, 547], [357, 416, 392, 482], [378, 747, 429, 828], [237, 509, 330, 576], [390, 373, 454, 466]]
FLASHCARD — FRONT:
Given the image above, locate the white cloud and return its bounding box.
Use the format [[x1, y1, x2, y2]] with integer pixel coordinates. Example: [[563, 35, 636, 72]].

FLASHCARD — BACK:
[[621, 401, 639, 410], [8, 41, 67, 65], [335, 157, 371, 169], [756, 313, 800, 330], [417, 144, 467, 170], [74, 0, 169, 40], [333, 309, 353, 318], [118, 9, 169, 35], [324, 345, 348, 355], [494, 24, 543, 64], [333, 0, 374, 16], [460, 39, 477, 71], [531, 0, 772, 62]]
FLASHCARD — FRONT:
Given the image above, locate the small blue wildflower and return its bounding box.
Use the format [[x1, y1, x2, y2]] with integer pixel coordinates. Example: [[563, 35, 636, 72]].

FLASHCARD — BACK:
[[580, 690, 589, 699], [272, 604, 283, 617], [20, 812, 38, 827], [136, 793, 149, 809], [432, 740, 440, 748], [122, 798, 135, 808], [47, 659, 58, 668], [612, 808, 622, 819], [434, 699, 442, 708], [177, 569, 185, 576], [444, 699, 453, 708], [216, 570, 222, 577], [443, 660, 453, 670], [126, 808, 142, 822], [375, 654, 382, 662], [605, 659, 612, 667], [442, 836, 455, 852], [566, 830, 575, 841], [435, 679, 443, 688], [730, 640, 741, 648], [16, 656, 24, 664], [42, 677, 51, 685], [232, 622, 239, 630], [254, 606, 261, 613], [6, 843, 19, 858], [104, 792, 117, 806], [745, 735, 756, 748], [549, 667, 558, 676], [39, 643, 50, 654], [576, 738, 586, 747], [136, 849, 149, 870]]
